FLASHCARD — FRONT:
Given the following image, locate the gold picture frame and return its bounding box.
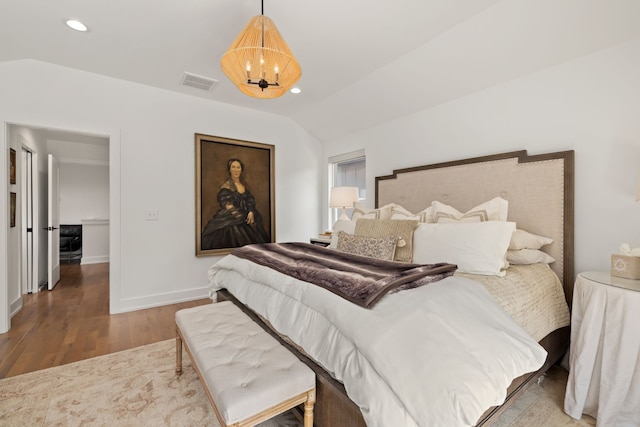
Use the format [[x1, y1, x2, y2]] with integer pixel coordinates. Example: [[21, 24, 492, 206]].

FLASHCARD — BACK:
[[195, 133, 275, 256]]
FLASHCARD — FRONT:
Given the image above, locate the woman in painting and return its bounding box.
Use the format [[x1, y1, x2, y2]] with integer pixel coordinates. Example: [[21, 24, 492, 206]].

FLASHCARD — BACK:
[[201, 158, 270, 250]]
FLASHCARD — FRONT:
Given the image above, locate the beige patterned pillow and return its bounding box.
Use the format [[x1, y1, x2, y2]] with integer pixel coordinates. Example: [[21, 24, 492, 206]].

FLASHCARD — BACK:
[[432, 197, 508, 223], [391, 204, 434, 223], [336, 231, 397, 261], [351, 202, 394, 220], [354, 219, 419, 263]]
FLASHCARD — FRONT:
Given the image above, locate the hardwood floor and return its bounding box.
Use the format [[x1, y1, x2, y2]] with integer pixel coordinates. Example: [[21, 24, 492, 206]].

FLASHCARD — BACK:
[[0, 262, 210, 379]]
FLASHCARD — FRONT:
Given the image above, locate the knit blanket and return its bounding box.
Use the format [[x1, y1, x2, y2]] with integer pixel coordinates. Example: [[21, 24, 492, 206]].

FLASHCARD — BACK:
[[231, 242, 457, 308]]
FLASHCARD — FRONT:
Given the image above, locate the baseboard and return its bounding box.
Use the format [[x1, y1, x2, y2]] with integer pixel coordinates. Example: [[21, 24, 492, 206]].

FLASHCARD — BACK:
[[118, 287, 210, 313], [10, 297, 22, 318], [81, 255, 110, 265]]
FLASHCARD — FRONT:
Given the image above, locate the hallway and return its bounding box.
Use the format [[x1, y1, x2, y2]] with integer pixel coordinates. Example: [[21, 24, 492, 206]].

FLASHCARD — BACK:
[[0, 263, 209, 379]]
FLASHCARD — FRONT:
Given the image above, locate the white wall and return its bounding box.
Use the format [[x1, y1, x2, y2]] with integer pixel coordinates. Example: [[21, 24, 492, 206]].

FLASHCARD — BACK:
[[323, 37, 640, 276], [0, 59, 322, 332], [60, 163, 109, 223], [81, 219, 110, 265], [5, 126, 49, 317]]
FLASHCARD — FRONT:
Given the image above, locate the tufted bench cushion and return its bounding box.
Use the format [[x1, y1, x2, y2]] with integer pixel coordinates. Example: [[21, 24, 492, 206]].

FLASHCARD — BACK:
[[175, 301, 316, 427]]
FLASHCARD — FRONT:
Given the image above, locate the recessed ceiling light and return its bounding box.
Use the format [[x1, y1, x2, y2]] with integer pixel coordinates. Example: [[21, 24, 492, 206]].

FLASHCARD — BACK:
[[65, 19, 88, 32], [290, 87, 301, 94]]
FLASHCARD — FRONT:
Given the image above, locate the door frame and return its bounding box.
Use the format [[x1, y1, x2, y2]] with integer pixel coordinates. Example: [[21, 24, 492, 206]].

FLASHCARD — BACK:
[[47, 154, 61, 290], [1, 125, 8, 333], [20, 147, 37, 294], [0, 121, 121, 333]]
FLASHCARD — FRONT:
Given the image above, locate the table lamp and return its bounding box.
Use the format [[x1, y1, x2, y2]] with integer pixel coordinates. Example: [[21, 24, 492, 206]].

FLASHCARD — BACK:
[[330, 186, 359, 221]]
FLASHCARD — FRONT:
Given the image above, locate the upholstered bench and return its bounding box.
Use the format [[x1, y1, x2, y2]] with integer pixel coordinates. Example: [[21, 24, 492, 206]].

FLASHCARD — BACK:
[[175, 301, 316, 427]]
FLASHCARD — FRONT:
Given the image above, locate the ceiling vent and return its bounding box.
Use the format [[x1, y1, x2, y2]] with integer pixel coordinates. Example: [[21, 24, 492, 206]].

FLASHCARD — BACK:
[[180, 72, 218, 91]]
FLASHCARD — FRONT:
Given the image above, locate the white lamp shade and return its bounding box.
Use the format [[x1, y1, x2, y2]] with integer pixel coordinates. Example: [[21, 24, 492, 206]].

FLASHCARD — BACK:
[[330, 186, 359, 208]]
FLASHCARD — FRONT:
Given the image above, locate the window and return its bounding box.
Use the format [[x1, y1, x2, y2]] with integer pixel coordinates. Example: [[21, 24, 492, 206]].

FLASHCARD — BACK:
[[329, 149, 366, 224]]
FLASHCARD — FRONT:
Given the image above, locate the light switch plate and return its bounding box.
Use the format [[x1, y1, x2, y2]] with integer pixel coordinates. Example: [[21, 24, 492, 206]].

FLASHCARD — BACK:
[[145, 209, 159, 221]]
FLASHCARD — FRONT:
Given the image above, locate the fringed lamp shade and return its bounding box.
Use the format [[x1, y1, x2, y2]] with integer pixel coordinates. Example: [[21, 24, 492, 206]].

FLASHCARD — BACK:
[[221, 15, 301, 99]]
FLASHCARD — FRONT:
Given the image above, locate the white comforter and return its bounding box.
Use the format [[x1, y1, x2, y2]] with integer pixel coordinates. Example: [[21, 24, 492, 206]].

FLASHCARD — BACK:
[[208, 255, 547, 427]]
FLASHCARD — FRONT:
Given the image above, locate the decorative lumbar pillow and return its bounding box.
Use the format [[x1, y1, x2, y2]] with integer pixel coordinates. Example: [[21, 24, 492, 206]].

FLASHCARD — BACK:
[[509, 229, 553, 250], [351, 202, 393, 221], [354, 219, 419, 263], [412, 221, 516, 276], [506, 249, 555, 265], [432, 197, 508, 223], [390, 204, 434, 223], [328, 219, 357, 248], [336, 231, 397, 261]]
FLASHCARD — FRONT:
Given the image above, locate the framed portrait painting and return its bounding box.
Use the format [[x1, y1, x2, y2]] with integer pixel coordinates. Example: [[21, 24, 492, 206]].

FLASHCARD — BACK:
[[10, 192, 16, 227], [195, 133, 275, 256], [10, 148, 16, 185]]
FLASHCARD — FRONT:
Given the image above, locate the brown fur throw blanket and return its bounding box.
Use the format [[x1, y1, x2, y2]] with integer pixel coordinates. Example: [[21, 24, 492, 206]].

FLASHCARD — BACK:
[[231, 243, 457, 308]]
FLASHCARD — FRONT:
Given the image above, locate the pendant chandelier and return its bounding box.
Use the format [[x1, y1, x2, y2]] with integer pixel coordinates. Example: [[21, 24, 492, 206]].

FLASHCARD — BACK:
[[220, 0, 301, 99]]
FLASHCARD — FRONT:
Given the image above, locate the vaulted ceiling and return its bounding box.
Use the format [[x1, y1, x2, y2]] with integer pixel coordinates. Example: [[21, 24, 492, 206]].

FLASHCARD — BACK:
[[2, 0, 639, 142]]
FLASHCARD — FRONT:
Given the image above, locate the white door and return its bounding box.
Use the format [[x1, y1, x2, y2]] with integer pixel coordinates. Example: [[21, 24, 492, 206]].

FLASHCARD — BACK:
[[47, 154, 61, 290], [21, 148, 35, 293]]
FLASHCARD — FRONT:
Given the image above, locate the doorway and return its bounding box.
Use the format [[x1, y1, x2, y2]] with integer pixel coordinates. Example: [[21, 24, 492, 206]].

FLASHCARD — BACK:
[[10, 124, 110, 299], [47, 131, 110, 286], [2, 122, 121, 334]]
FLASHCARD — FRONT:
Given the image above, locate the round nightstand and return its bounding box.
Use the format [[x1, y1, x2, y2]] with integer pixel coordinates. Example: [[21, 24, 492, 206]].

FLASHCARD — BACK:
[[579, 270, 640, 292], [564, 272, 640, 425]]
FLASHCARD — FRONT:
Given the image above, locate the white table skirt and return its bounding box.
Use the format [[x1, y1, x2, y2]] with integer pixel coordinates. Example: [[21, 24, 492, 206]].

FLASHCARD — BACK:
[[564, 273, 640, 426]]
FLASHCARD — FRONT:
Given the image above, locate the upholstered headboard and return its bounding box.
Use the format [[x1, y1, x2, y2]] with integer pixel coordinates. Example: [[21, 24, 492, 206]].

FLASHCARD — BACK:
[[375, 150, 575, 305]]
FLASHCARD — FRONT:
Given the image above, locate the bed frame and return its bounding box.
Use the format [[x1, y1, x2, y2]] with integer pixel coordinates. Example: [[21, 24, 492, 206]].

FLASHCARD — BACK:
[[220, 149, 575, 426]]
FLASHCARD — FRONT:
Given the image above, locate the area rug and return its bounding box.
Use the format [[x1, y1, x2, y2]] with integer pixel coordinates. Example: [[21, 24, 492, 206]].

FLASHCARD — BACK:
[[0, 340, 300, 426], [0, 339, 595, 427], [492, 366, 595, 427]]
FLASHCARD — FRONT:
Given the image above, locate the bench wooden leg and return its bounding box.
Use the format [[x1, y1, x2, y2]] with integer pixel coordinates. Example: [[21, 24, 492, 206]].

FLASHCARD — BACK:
[[304, 388, 316, 427], [176, 327, 183, 375]]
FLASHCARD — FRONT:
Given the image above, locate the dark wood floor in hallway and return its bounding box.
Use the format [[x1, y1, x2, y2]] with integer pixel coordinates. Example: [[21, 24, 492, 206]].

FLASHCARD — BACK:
[[0, 262, 210, 379]]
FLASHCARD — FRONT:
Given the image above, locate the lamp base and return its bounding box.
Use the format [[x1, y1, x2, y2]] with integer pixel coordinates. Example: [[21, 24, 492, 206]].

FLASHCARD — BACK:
[[338, 208, 350, 221]]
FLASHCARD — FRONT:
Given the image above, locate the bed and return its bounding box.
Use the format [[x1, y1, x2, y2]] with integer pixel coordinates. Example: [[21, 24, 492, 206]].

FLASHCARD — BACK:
[[208, 150, 575, 426]]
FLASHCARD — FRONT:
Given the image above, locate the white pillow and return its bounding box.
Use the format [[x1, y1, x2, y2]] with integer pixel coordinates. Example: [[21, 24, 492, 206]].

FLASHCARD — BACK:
[[509, 229, 553, 250], [328, 219, 356, 248], [432, 197, 508, 223], [507, 249, 555, 265], [412, 221, 516, 276], [390, 204, 434, 223], [351, 202, 393, 220]]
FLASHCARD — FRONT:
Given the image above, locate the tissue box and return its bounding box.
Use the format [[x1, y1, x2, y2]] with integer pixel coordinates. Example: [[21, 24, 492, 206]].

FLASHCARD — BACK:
[[611, 254, 640, 280]]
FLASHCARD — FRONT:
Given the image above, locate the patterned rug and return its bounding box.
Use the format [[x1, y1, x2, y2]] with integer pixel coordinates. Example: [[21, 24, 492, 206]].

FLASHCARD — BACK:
[[492, 365, 596, 427], [0, 339, 595, 426], [0, 340, 300, 427]]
